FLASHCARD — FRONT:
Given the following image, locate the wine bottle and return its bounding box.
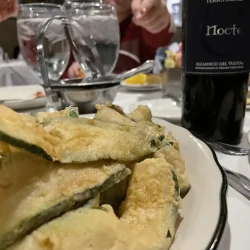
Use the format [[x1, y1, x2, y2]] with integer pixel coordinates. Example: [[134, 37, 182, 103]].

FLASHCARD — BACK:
[[182, 0, 250, 145]]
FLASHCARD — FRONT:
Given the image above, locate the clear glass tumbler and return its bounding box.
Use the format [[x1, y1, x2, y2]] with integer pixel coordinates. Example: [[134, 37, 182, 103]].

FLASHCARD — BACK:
[[66, 3, 120, 76], [17, 3, 70, 81]]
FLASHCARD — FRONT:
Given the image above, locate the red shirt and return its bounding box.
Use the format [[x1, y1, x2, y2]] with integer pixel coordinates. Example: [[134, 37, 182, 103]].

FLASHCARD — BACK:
[[62, 15, 173, 77]]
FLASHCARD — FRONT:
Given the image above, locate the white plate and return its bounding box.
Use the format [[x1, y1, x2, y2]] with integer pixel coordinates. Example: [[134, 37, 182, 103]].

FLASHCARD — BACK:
[[0, 85, 47, 110], [127, 98, 182, 122], [121, 81, 162, 91], [81, 114, 228, 250]]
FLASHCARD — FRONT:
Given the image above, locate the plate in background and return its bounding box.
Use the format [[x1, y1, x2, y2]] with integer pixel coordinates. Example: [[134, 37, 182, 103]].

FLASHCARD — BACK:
[[121, 81, 162, 91], [0, 85, 47, 110]]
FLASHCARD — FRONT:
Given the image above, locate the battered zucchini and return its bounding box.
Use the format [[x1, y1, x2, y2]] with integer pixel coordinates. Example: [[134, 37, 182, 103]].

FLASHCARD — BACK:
[[39, 116, 164, 163], [100, 177, 129, 212], [7, 205, 136, 250], [0, 105, 163, 163], [120, 158, 180, 250], [0, 141, 11, 156], [0, 152, 130, 250], [36, 106, 79, 125], [154, 145, 191, 195], [127, 105, 152, 122], [0, 105, 58, 161], [95, 104, 135, 126]]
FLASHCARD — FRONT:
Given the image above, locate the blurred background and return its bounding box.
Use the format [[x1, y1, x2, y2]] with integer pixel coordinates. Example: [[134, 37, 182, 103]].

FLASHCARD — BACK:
[[0, 0, 182, 59]]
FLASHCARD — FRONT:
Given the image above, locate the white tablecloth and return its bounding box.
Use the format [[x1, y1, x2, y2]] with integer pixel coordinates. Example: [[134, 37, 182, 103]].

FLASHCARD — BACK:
[[0, 60, 42, 86], [217, 112, 250, 250], [114, 89, 250, 250]]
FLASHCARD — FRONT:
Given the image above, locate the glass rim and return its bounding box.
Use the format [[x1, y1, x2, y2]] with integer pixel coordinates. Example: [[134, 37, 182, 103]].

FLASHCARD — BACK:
[[19, 3, 62, 13], [65, 3, 116, 13]]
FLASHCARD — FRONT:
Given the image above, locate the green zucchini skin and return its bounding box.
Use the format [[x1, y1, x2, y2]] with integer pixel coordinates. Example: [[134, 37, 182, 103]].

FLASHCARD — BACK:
[[0, 132, 52, 161], [0, 165, 130, 250]]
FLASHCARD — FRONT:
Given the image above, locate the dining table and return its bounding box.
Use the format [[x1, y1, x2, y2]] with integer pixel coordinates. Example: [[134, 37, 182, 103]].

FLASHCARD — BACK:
[[4, 85, 250, 250]]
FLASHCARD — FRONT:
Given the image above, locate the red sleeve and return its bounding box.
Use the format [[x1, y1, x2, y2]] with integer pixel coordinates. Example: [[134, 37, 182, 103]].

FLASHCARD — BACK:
[[139, 24, 173, 63]]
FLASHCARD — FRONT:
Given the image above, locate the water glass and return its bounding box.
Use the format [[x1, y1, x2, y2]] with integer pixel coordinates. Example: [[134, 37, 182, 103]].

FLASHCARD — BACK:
[[66, 3, 120, 75], [63, 0, 103, 9], [17, 3, 70, 81]]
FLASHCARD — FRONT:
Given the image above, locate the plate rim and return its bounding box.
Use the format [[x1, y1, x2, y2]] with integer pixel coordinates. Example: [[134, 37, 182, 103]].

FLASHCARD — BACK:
[[81, 115, 228, 249], [202, 140, 228, 250], [121, 81, 162, 91]]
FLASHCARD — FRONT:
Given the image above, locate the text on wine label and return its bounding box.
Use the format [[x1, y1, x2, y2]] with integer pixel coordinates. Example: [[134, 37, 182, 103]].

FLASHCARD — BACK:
[[206, 24, 242, 36]]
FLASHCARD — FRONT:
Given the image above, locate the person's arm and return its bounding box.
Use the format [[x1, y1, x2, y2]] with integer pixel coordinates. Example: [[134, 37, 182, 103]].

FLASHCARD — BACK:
[[139, 21, 174, 62], [0, 0, 17, 22], [131, 0, 174, 62]]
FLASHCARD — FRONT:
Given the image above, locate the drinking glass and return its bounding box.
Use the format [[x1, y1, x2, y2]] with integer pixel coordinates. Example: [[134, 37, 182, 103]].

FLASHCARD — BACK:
[[66, 3, 120, 76], [63, 0, 103, 10], [17, 3, 70, 81]]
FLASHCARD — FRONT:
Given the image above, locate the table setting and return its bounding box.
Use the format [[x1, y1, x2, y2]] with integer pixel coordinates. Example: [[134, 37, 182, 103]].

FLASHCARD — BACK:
[[0, 1, 250, 250]]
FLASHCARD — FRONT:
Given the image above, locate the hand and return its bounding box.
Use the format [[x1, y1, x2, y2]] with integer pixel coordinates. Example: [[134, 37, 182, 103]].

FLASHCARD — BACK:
[[131, 0, 170, 34], [0, 0, 17, 22], [67, 62, 83, 78]]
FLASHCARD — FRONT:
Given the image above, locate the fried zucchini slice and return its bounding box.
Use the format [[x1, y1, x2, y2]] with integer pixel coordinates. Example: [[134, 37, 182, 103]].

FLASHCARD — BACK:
[[36, 106, 79, 124], [0, 106, 163, 163], [8, 196, 159, 250], [100, 177, 129, 212], [154, 145, 191, 195], [120, 158, 180, 250], [0, 152, 130, 250], [95, 104, 135, 126], [8, 205, 135, 250], [40, 117, 164, 163], [127, 105, 152, 122], [0, 105, 58, 161], [0, 141, 11, 156]]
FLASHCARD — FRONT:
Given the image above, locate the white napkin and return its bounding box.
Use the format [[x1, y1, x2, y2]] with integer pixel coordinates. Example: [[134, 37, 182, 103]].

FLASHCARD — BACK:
[[0, 60, 42, 87], [0, 85, 45, 101]]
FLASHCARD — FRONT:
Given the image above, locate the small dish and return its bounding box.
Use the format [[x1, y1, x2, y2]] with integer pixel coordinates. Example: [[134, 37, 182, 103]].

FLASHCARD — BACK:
[[0, 85, 47, 110]]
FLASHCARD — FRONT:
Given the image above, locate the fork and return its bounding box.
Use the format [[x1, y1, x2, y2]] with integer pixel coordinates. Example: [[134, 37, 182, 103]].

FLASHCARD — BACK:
[[223, 168, 250, 200], [206, 141, 249, 156]]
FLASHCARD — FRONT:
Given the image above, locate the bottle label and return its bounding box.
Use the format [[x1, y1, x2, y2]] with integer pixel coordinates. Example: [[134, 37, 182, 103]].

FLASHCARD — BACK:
[[184, 0, 250, 74]]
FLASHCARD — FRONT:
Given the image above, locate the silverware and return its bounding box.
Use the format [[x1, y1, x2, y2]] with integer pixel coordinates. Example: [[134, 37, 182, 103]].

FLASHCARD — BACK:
[[57, 60, 155, 89], [207, 141, 249, 156], [115, 60, 154, 81], [223, 167, 250, 200]]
